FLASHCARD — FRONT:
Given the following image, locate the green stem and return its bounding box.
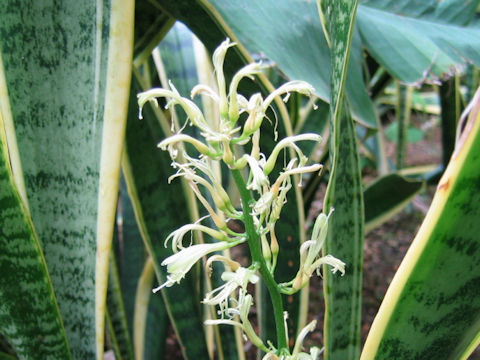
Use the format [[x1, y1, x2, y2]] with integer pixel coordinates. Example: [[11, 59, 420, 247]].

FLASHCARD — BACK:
[[231, 169, 288, 352]]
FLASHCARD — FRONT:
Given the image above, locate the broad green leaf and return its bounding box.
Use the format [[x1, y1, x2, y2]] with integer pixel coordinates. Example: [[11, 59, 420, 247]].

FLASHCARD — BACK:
[[361, 89, 480, 360], [364, 173, 424, 233], [0, 2, 113, 357], [357, 1, 480, 83], [427, 0, 480, 26], [0, 113, 71, 358], [359, 0, 437, 17], [204, 0, 377, 129], [154, 0, 249, 78], [320, 0, 364, 359], [384, 123, 424, 144]]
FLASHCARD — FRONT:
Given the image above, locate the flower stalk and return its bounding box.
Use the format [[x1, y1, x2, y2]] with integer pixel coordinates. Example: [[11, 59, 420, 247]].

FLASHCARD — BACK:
[[138, 38, 344, 359]]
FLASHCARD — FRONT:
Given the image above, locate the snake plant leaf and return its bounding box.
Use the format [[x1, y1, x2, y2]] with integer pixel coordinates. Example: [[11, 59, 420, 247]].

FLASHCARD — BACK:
[[0, 115, 71, 358], [132, 257, 155, 360], [122, 74, 210, 359], [364, 173, 424, 233], [361, 89, 480, 359], [133, 1, 175, 67], [95, 3, 134, 358], [114, 181, 147, 337], [320, 0, 364, 359], [106, 254, 134, 360], [394, 82, 413, 169], [357, 0, 480, 84], [140, 263, 169, 360], [115, 179, 168, 360], [466, 65, 480, 105], [158, 23, 202, 97], [0, 2, 120, 357], [439, 76, 461, 169]]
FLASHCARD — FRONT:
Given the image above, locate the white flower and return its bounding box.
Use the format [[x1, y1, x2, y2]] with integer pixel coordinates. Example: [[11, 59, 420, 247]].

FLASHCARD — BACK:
[[263, 80, 315, 111], [138, 82, 210, 134], [153, 241, 238, 292], [242, 93, 265, 136], [312, 254, 345, 276], [204, 290, 267, 352], [271, 163, 322, 195], [168, 158, 238, 217], [203, 267, 259, 311], [245, 155, 269, 192], [213, 38, 236, 118], [292, 320, 316, 356], [252, 191, 274, 217], [229, 62, 263, 123], [287, 210, 345, 292], [263, 133, 322, 175], [164, 222, 229, 251], [158, 134, 213, 157]]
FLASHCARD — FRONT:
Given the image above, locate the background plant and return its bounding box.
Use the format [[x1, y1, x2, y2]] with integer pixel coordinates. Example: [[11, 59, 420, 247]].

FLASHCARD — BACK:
[[1, 1, 480, 360]]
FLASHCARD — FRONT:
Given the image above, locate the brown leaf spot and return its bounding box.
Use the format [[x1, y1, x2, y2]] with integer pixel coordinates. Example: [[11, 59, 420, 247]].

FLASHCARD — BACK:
[[437, 178, 450, 192]]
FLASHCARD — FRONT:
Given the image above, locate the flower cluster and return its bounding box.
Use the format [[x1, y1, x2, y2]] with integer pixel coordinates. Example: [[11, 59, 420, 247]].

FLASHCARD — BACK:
[[138, 39, 344, 359]]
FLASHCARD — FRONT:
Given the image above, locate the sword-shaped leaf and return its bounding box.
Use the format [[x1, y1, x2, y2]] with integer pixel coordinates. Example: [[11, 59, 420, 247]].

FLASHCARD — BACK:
[[320, 0, 364, 359], [0, 102, 71, 359], [361, 89, 480, 360], [0, 2, 120, 357]]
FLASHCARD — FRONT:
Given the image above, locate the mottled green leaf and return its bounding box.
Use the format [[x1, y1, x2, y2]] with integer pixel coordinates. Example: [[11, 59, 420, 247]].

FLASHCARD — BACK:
[[0, 2, 113, 357], [321, 0, 364, 359], [0, 111, 71, 358], [361, 89, 480, 360]]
